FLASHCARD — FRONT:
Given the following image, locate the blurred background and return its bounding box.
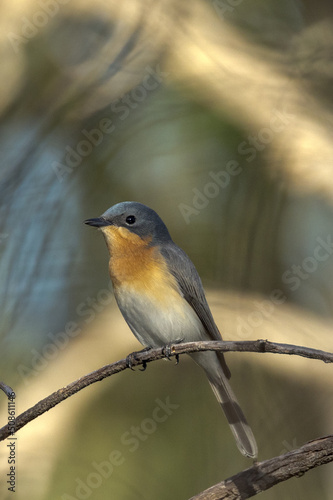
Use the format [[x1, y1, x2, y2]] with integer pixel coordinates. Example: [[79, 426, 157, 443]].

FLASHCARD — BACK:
[[0, 0, 333, 498]]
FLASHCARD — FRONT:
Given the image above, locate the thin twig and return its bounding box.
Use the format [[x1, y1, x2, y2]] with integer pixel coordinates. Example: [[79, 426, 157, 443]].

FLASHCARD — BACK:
[[170, 339, 333, 364], [189, 435, 333, 499], [0, 339, 331, 442], [0, 382, 15, 399]]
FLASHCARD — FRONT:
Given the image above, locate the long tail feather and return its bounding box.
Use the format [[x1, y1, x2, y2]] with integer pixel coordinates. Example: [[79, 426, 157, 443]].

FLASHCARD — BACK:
[[208, 373, 258, 458], [191, 351, 257, 458]]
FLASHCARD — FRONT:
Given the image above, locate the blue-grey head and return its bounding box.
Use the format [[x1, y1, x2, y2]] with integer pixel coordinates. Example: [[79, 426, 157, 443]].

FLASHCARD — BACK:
[[84, 201, 172, 245]]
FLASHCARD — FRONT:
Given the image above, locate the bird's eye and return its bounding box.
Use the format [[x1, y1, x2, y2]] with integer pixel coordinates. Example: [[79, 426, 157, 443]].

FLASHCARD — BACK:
[[125, 215, 136, 225]]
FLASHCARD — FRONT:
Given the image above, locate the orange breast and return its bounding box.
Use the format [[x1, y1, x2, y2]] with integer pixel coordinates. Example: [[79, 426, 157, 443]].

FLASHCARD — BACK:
[[101, 226, 178, 299]]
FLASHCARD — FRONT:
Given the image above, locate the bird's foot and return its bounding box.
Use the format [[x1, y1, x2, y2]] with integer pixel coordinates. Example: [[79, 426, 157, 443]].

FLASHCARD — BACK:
[[163, 338, 184, 363], [126, 346, 152, 371]]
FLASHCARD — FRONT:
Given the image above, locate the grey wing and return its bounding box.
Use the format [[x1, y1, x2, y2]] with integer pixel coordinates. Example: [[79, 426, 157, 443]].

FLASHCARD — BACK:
[[160, 243, 231, 379]]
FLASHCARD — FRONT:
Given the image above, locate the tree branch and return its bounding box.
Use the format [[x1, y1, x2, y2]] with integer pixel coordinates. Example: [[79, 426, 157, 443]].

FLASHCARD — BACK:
[[0, 382, 15, 399], [170, 339, 333, 363], [0, 339, 332, 442], [189, 435, 333, 499]]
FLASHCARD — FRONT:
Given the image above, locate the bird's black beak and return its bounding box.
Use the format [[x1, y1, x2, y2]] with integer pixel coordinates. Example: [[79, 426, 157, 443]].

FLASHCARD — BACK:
[[84, 217, 111, 228]]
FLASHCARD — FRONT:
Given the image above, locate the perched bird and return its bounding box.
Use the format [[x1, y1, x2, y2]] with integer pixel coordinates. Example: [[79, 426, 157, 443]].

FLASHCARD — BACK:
[[85, 201, 257, 458]]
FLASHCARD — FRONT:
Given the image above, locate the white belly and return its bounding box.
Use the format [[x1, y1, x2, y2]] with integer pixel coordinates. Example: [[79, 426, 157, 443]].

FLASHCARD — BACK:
[[114, 286, 206, 348]]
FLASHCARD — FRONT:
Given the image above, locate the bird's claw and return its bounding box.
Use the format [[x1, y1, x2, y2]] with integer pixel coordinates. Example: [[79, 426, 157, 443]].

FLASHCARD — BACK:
[[126, 347, 152, 371], [139, 360, 147, 371], [163, 344, 173, 360], [163, 338, 184, 363], [126, 353, 136, 371]]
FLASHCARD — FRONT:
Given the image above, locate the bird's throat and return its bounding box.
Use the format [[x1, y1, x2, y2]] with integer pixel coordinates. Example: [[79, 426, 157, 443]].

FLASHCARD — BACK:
[[101, 226, 169, 292]]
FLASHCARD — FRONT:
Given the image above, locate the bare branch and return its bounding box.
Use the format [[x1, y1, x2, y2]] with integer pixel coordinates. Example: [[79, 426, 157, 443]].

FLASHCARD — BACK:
[[170, 339, 333, 364], [0, 339, 332, 442], [189, 435, 333, 499], [0, 382, 15, 399]]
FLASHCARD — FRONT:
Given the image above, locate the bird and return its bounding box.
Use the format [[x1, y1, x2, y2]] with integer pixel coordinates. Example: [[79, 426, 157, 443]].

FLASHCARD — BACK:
[[85, 201, 257, 458]]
